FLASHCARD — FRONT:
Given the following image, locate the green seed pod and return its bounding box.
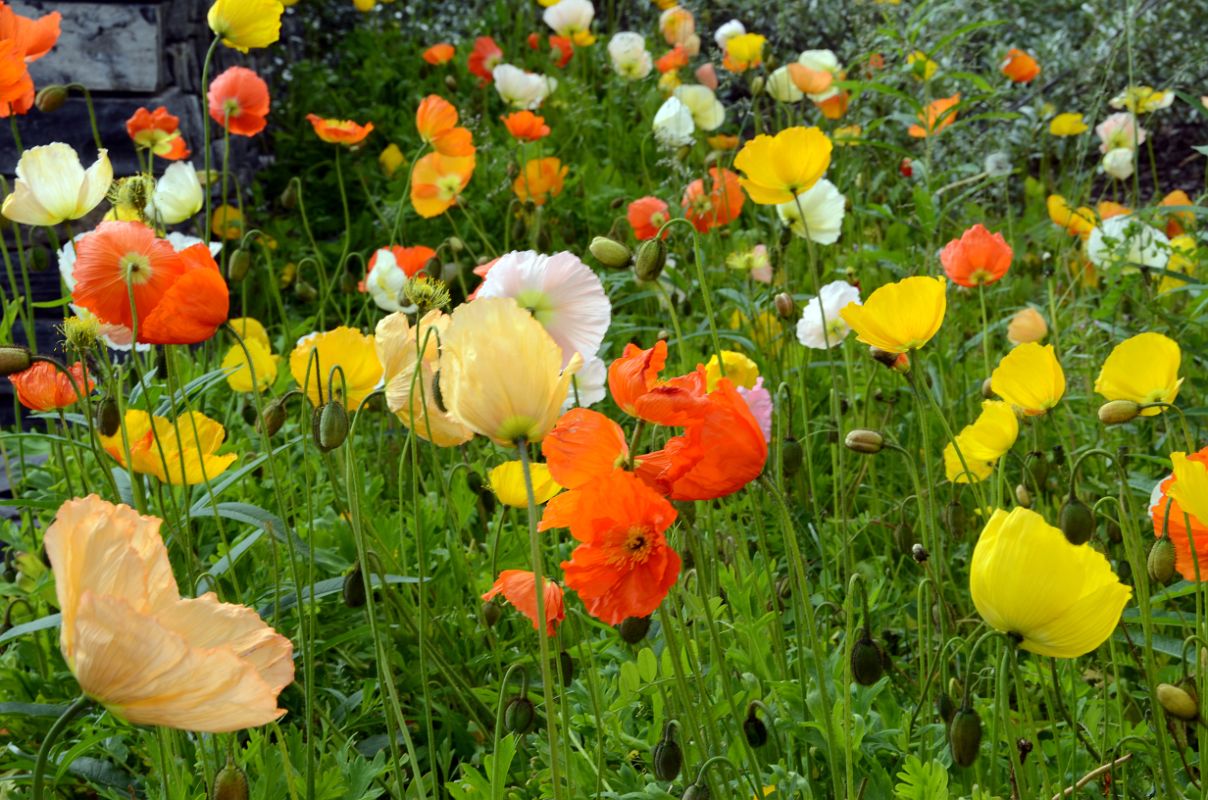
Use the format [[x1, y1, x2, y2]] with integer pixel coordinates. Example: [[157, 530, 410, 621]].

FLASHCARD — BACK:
[[589, 236, 632, 269], [0, 346, 31, 377], [1148, 537, 1177, 585], [482, 597, 503, 627], [228, 248, 252, 282], [743, 708, 768, 747], [1157, 683, 1199, 722], [618, 615, 652, 644], [342, 563, 367, 608], [634, 238, 667, 282], [213, 758, 249, 800], [259, 397, 288, 437], [948, 708, 982, 768], [651, 723, 682, 781], [683, 783, 711, 800], [1059, 496, 1095, 545], [781, 437, 803, 477], [893, 521, 918, 557], [850, 635, 885, 686], [503, 696, 535, 734], [313, 401, 349, 452], [943, 500, 966, 538], [95, 395, 121, 437]]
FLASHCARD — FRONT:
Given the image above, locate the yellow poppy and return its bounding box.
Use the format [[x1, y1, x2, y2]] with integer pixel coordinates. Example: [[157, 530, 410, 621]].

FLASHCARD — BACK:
[[724, 33, 766, 71], [906, 50, 937, 81], [207, 0, 285, 53], [1160, 235, 1198, 295], [379, 143, 405, 177], [734, 126, 832, 205], [1049, 113, 1088, 136], [489, 460, 562, 507], [838, 275, 947, 354], [971, 507, 1131, 658], [1094, 332, 1181, 415], [1046, 194, 1095, 238], [211, 204, 244, 240], [833, 125, 862, 144], [229, 317, 270, 348], [1170, 453, 1208, 527], [99, 410, 238, 486], [704, 350, 759, 392], [289, 326, 383, 409], [944, 400, 1019, 483], [222, 338, 279, 393], [990, 342, 1065, 416]]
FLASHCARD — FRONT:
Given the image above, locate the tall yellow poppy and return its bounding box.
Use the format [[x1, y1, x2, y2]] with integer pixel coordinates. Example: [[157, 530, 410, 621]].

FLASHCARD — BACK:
[[733, 127, 832, 205], [990, 342, 1065, 416], [838, 275, 947, 353], [1094, 332, 1181, 415]]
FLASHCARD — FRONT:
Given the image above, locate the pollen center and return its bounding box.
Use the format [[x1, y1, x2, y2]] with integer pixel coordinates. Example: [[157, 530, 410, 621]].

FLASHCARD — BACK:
[[120, 252, 153, 285]]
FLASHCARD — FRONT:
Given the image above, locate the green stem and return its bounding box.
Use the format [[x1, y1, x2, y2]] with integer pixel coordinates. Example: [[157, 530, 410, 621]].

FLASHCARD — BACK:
[[32, 695, 90, 800]]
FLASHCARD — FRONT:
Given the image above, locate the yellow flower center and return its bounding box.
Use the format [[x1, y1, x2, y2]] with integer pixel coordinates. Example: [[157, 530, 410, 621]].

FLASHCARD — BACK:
[[613, 525, 654, 565], [436, 174, 464, 200], [120, 252, 153, 285]]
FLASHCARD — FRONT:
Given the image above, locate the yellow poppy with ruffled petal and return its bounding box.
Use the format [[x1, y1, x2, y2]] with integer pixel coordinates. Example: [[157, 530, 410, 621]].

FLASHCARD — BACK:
[[222, 338, 279, 393], [489, 460, 563, 507], [1160, 235, 1198, 295], [734, 127, 832, 205], [991, 342, 1065, 415], [99, 410, 238, 486], [229, 317, 270, 348], [208, 0, 285, 53], [704, 350, 759, 392], [1094, 332, 1181, 415], [289, 326, 383, 410], [971, 507, 1131, 658], [1047, 194, 1095, 238], [943, 400, 1019, 483], [944, 433, 995, 484], [838, 275, 946, 354], [1170, 453, 1208, 528], [1048, 113, 1088, 136]]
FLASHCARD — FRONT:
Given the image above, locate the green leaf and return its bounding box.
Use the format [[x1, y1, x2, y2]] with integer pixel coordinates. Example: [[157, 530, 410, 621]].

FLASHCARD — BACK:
[[487, 734, 517, 800], [0, 702, 72, 717], [260, 574, 420, 616], [894, 755, 949, 799], [0, 612, 61, 645], [637, 646, 658, 682]]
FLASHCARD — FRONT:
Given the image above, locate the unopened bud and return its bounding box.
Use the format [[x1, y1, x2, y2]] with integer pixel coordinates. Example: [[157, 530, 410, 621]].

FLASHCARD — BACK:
[[1157, 683, 1199, 721], [313, 401, 349, 452], [95, 395, 121, 437], [553, 650, 574, 686], [1059, 495, 1095, 545], [1148, 536, 1177, 585], [683, 783, 711, 800], [259, 397, 288, 437], [981, 377, 995, 399], [749, 76, 765, 96], [589, 236, 632, 268], [652, 722, 682, 781], [742, 706, 768, 747], [280, 182, 298, 210], [444, 74, 458, 92], [943, 500, 967, 538], [634, 238, 667, 282], [844, 429, 884, 454], [445, 236, 465, 253], [781, 437, 803, 477], [911, 543, 929, 563], [342, 563, 367, 608], [774, 292, 795, 319], [850, 635, 886, 685], [0, 346, 32, 376], [1014, 483, 1032, 508], [870, 347, 909, 372], [618, 615, 652, 644], [948, 708, 982, 768], [1098, 399, 1142, 425], [35, 84, 69, 113], [893, 522, 917, 556], [504, 696, 536, 734], [228, 248, 251, 282], [213, 757, 249, 800], [936, 692, 956, 724], [294, 280, 318, 303], [482, 597, 503, 627]]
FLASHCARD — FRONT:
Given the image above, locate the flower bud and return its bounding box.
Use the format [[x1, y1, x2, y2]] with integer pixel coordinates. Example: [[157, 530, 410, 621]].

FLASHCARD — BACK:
[[95, 395, 121, 437], [943, 500, 967, 539], [899, 158, 913, 178], [1098, 399, 1142, 425], [1014, 483, 1032, 508], [618, 615, 652, 644], [749, 76, 765, 96], [870, 347, 909, 372], [27, 246, 50, 272], [294, 280, 318, 303], [554, 650, 574, 686], [259, 397, 289, 437], [0, 345, 31, 376], [1148, 536, 1177, 585], [652, 722, 682, 780], [981, 377, 995, 399], [948, 708, 982, 767], [774, 292, 795, 319], [589, 236, 632, 268], [850, 635, 886, 686], [504, 696, 536, 734], [844, 429, 884, 455], [280, 182, 298, 210], [313, 401, 349, 452], [634, 238, 667, 282], [742, 706, 768, 747], [445, 236, 465, 253], [34, 84, 69, 113], [445, 74, 458, 92], [683, 783, 711, 800], [936, 692, 956, 724], [482, 597, 503, 627], [781, 437, 803, 477], [342, 563, 367, 608], [893, 522, 917, 556], [228, 248, 252, 282], [1059, 495, 1095, 545], [1157, 683, 1199, 721], [213, 757, 249, 800]]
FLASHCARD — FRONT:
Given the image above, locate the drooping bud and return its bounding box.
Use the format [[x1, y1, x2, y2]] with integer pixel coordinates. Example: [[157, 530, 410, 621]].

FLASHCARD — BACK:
[[554, 650, 574, 686], [34, 84, 69, 113], [844, 429, 884, 455], [980, 377, 995, 399], [1059, 495, 1095, 545], [683, 783, 711, 800], [742, 706, 768, 747], [259, 397, 289, 437], [228, 248, 252, 282], [850, 635, 886, 685], [948, 708, 982, 767], [870, 347, 909, 372], [943, 500, 967, 538], [280, 182, 298, 210], [504, 696, 536, 734], [1026, 451, 1048, 485], [589, 236, 632, 268], [652, 721, 682, 780], [774, 292, 795, 319], [1014, 483, 1032, 508], [618, 615, 652, 644], [95, 395, 121, 437], [1098, 400, 1142, 425], [1157, 683, 1199, 721], [313, 401, 349, 452], [893, 521, 917, 556], [482, 597, 503, 627], [936, 692, 956, 724], [634, 238, 667, 282], [781, 437, 803, 477], [342, 563, 367, 608], [0, 346, 31, 376], [294, 280, 318, 303], [1148, 537, 1177, 585], [213, 757, 250, 800]]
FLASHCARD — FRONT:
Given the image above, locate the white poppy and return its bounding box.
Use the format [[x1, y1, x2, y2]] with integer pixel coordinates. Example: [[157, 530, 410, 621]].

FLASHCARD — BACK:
[[766, 66, 803, 103], [797, 280, 861, 350], [365, 248, 408, 312], [653, 96, 695, 147], [1086, 215, 1170, 272], [775, 179, 846, 244], [146, 162, 203, 225], [493, 64, 558, 110], [564, 355, 607, 410], [713, 19, 745, 50], [673, 84, 725, 130], [1101, 147, 1135, 180], [608, 32, 652, 80], [2, 144, 112, 226], [543, 0, 594, 39]]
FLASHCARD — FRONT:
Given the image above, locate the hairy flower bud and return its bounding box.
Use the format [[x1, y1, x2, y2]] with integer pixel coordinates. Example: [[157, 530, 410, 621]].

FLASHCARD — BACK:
[[504, 696, 536, 734], [773, 292, 795, 319], [743, 706, 769, 747], [259, 397, 288, 437], [228, 248, 252, 282], [95, 395, 121, 437], [342, 563, 367, 608], [0, 346, 32, 376], [948, 708, 982, 767], [844, 429, 884, 455], [1157, 683, 1199, 722], [589, 236, 632, 268], [34, 84, 69, 113], [213, 757, 249, 800], [1148, 537, 1177, 585], [313, 401, 349, 452], [634, 238, 667, 282], [1059, 495, 1095, 545], [618, 615, 652, 644], [652, 722, 682, 781], [851, 635, 886, 685], [1098, 399, 1142, 425]]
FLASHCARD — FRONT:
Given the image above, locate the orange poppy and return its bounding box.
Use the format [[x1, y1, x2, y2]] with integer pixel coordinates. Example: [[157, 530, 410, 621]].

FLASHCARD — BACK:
[[0, 2, 60, 63], [139, 243, 230, 345], [306, 114, 374, 146], [816, 90, 849, 120], [549, 36, 574, 69], [415, 95, 475, 157], [501, 110, 550, 142], [557, 471, 681, 625], [9, 360, 92, 411], [543, 408, 628, 489], [1000, 49, 1039, 83], [627, 196, 670, 241], [513, 157, 567, 205], [940, 223, 1013, 287], [207, 65, 270, 137], [1153, 447, 1208, 581], [655, 45, 688, 74], [0, 38, 32, 117], [366, 245, 433, 279], [126, 106, 190, 160], [468, 36, 503, 84], [607, 341, 708, 425], [908, 94, 960, 138], [1097, 201, 1131, 220], [72, 221, 186, 331], [706, 134, 739, 151], [681, 167, 745, 233], [422, 42, 455, 65], [410, 152, 475, 218], [788, 63, 833, 94], [1161, 190, 1194, 237], [481, 569, 565, 636]]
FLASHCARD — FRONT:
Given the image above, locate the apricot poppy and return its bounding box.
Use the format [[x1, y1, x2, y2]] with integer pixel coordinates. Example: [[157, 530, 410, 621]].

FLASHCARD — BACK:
[[502, 110, 550, 142], [375, 310, 473, 446], [1000, 49, 1039, 83], [99, 409, 238, 485], [415, 95, 474, 157], [468, 36, 503, 84], [513, 157, 568, 205], [423, 42, 454, 65], [1161, 189, 1194, 237], [138, 243, 230, 345], [908, 94, 960, 138], [207, 65, 270, 137], [608, 341, 708, 425], [482, 570, 564, 636], [558, 471, 681, 625], [940, 223, 1013, 287], [71, 221, 186, 332], [9, 360, 92, 411], [410, 152, 475, 218], [628, 196, 670, 240], [125, 106, 190, 160], [306, 114, 373, 146], [682, 167, 745, 232], [1152, 447, 1208, 580], [655, 45, 688, 74]]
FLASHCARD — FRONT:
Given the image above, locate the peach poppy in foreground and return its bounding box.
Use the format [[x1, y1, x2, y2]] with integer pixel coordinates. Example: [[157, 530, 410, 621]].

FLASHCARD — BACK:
[[45, 495, 293, 732], [908, 94, 960, 138], [482, 570, 564, 636], [9, 360, 92, 411], [375, 310, 473, 446], [306, 114, 374, 146], [1000, 48, 1039, 83], [940, 223, 1013, 287], [423, 42, 455, 64], [501, 110, 550, 142], [513, 157, 567, 205], [126, 106, 190, 160], [839, 275, 947, 354], [208, 65, 270, 137]]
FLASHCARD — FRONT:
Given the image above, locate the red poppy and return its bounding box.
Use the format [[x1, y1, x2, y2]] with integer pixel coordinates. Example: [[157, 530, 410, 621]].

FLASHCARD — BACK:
[[208, 66, 270, 137], [608, 341, 708, 425], [656, 45, 688, 74], [126, 106, 190, 160], [481, 569, 565, 636], [549, 36, 574, 68], [360, 244, 434, 292], [415, 95, 474, 157], [1152, 447, 1208, 581], [0, 2, 58, 117], [9, 360, 92, 411], [468, 36, 503, 84], [501, 110, 550, 142], [627, 196, 670, 241], [139, 243, 230, 345], [422, 42, 455, 65], [306, 114, 374, 146], [940, 223, 1013, 287], [1000, 49, 1039, 83], [681, 168, 745, 233], [557, 471, 681, 625]]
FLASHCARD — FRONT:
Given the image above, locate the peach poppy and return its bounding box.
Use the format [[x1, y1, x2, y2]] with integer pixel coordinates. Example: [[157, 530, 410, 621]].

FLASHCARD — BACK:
[[558, 471, 681, 625], [72, 221, 186, 331], [627, 196, 670, 240], [513, 157, 567, 205], [787, 62, 832, 95], [607, 341, 708, 425], [1152, 447, 1208, 581], [415, 95, 474, 157], [306, 114, 374, 146], [423, 42, 455, 65], [208, 65, 270, 137], [468, 36, 504, 84], [1161, 190, 1194, 237], [0, 38, 32, 117], [1000, 49, 1039, 83], [656, 45, 688, 73], [816, 91, 849, 120], [502, 110, 550, 142], [125, 106, 190, 160], [481, 570, 564, 636], [139, 243, 230, 345], [908, 94, 960, 138], [410, 152, 475, 218], [9, 360, 92, 411], [940, 223, 1013, 287], [681, 167, 745, 233]]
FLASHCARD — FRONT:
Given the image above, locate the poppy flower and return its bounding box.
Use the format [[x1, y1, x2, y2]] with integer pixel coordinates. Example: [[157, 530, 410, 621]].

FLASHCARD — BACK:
[[775, 179, 845, 244], [723, 33, 765, 72], [210, 204, 244, 240], [682, 167, 745, 232], [971, 507, 1130, 658], [45, 495, 292, 731], [1110, 85, 1173, 115], [734, 127, 832, 205], [1152, 448, 1208, 580], [489, 460, 562, 507], [502, 110, 550, 142], [906, 50, 938, 81], [146, 162, 204, 226], [410, 152, 475, 218], [548, 35, 574, 68], [305, 114, 373, 146], [1096, 112, 1145, 153], [608, 341, 709, 425], [363, 244, 434, 311], [542, 0, 594, 46], [703, 350, 758, 392], [513, 157, 568, 205], [940, 223, 1013, 287], [1171, 452, 1208, 530], [628, 196, 670, 241], [1086, 215, 1169, 273], [1047, 194, 1096, 238], [908, 94, 960, 137], [379, 143, 405, 177], [125, 106, 189, 159], [221, 334, 279, 393], [1049, 112, 1087, 136], [794, 281, 858, 350], [713, 18, 744, 49], [1000, 48, 1039, 83], [839, 275, 947, 354], [608, 31, 652, 79], [493, 64, 557, 109], [207, 66, 270, 137], [482, 570, 565, 636], [422, 42, 454, 64], [658, 6, 696, 49], [674, 84, 725, 130], [99, 409, 238, 485], [653, 96, 694, 147], [415, 95, 475, 157], [289, 326, 383, 410], [0, 2, 60, 64], [207, 0, 284, 53], [943, 400, 1019, 483], [1094, 332, 1181, 414], [9, 360, 92, 411], [991, 342, 1065, 416], [375, 310, 473, 447], [0, 39, 33, 117], [1007, 307, 1047, 345], [558, 471, 680, 624], [655, 45, 689, 73], [138, 243, 230, 345], [542, 407, 629, 495], [815, 90, 850, 120], [1, 143, 112, 226], [468, 36, 503, 84], [1160, 190, 1194, 238], [70, 221, 184, 331], [766, 66, 803, 103]]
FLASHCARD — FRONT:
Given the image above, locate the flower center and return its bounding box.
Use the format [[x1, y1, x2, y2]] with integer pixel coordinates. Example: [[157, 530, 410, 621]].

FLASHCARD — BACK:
[[119, 252, 153, 285], [612, 525, 654, 565], [515, 288, 556, 326], [436, 174, 464, 199], [223, 98, 242, 119]]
